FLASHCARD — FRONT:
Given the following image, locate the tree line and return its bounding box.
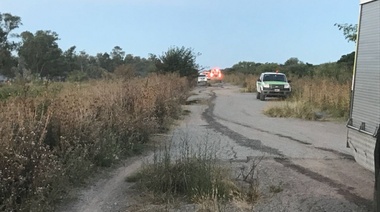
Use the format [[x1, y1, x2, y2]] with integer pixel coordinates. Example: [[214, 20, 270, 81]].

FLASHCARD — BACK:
[[1, 12, 356, 82], [225, 23, 357, 82], [225, 51, 354, 82], [0, 13, 199, 81]]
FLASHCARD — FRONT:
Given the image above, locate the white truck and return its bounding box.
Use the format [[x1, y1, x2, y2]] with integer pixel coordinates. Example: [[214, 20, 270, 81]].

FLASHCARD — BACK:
[[346, 0, 379, 209], [256, 72, 291, 101]]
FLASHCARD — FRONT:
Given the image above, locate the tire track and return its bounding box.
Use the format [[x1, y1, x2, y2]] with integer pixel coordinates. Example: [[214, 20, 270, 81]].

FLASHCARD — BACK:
[[203, 91, 371, 209]]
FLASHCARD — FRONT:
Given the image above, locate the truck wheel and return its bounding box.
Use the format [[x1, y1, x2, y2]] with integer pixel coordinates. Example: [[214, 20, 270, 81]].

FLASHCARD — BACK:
[[375, 132, 380, 212], [256, 92, 260, 99], [260, 93, 265, 101]]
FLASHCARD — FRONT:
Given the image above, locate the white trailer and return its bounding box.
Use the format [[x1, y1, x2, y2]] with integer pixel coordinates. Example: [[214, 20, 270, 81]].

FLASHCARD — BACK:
[[346, 0, 379, 209], [347, 0, 380, 171]]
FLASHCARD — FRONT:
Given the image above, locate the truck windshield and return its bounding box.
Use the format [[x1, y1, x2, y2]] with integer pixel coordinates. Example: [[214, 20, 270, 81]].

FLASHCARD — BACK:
[[263, 74, 286, 82]]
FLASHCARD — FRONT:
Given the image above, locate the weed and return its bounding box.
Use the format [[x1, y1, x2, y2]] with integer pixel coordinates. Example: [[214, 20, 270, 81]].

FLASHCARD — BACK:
[[0, 73, 190, 211], [224, 73, 258, 92], [128, 131, 240, 204], [264, 77, 350, 120], [236, 157, 263, 204], [269, 182, 284, 194]]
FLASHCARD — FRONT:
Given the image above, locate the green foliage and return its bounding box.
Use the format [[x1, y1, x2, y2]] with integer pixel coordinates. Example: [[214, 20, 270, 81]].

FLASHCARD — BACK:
[[231, 61, 261, 74], [18, 30, 63, 77], [157, 46, 200, 78], [0, 13, 22, 77], [334, 23, 358, 43], [67, 70, 89, 82], [314, 62, 352, 82], [227, 54, 353, 83], [337, 51, 355, 67], [0, 13, 22, 51]]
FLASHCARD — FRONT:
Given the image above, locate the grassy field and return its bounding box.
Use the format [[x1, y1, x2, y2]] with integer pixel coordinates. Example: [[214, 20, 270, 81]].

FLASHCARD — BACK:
[[0, 74, 190, 211], [263, 77, 351, 120], [224, 73, 351, 120]]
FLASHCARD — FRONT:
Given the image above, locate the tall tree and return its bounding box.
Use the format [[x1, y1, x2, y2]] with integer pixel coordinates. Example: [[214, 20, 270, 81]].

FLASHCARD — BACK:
[[18, 30, 63, 77], [96, 52, 112, 72], [158, 46, 200, 78], [0, 13, 22, 77]]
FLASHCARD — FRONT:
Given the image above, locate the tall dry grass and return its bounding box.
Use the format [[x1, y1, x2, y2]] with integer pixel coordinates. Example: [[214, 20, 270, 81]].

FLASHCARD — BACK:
[[0, 73, 190, 211], [223, 73, 258, 92], [264, 77, 351, 120]]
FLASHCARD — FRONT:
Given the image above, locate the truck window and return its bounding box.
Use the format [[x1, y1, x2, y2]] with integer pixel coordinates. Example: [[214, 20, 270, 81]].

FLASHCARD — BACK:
[[263, 74, 286, 82]]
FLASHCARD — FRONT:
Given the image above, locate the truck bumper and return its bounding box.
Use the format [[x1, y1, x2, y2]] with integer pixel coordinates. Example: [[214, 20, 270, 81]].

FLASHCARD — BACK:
[[262, 88, 291, 97]]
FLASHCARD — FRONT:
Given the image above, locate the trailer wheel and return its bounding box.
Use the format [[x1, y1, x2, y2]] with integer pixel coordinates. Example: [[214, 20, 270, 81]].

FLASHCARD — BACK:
[[375, 131, 380, 212]]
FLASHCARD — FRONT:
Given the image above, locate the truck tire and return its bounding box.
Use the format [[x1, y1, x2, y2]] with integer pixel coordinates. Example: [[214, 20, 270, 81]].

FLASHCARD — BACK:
[[375, 131, 380, 212], [256, 92, 260, 99], [260, 93, 265, 101]]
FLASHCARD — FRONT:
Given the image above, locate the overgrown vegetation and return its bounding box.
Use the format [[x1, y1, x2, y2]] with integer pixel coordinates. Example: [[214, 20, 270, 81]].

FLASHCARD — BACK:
[[127, 132, 262, 209], [223, 73, 258, 92], [0, 74, 190, 211], [223, 58, 353, 120], [127, 136, 239, 203], [263, 77, 350, 120]]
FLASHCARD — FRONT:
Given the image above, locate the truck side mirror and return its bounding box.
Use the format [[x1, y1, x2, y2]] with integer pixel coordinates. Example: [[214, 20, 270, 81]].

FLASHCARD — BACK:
[[257, 79, 261, 82], [288, 80, 292, 83]]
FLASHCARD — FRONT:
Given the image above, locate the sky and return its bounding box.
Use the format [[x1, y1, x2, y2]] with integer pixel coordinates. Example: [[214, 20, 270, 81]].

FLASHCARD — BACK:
[[1, 0, 359, 69]]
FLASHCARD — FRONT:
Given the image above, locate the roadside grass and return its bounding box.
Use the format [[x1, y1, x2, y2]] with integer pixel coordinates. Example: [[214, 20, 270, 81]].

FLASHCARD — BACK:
[[0, 73, 190, 211], [223, 73, 258, 92], [264, 77, 350, 120], [126, 131, 263, 210], [223, 73, 350, 120]]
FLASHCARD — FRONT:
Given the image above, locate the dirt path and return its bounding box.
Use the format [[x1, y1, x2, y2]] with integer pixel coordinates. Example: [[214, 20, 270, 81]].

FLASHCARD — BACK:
[[58, 83, 375, 212]]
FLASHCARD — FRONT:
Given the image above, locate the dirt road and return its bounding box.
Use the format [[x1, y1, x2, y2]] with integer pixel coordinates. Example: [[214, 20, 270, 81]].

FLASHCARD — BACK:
[[60, 83, 374, 212]]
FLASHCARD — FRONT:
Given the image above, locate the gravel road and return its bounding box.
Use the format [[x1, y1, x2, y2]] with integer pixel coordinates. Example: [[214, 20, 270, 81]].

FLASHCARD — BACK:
[[59, 83, 375, 212]]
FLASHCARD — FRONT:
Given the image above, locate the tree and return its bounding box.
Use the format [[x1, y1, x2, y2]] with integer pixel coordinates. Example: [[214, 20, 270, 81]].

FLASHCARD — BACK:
[[337, 51, 355, 67], [284, 57, 300, 66], [18, 30, 63, 77], [110, 46, 125, 71], [0, 13, 22, 77], [232, 61, 259, 74], [283, 57, 312, 77], [334, 23, 357, 43], [157, 46, 200, 78], [96, 52, 112, 72]]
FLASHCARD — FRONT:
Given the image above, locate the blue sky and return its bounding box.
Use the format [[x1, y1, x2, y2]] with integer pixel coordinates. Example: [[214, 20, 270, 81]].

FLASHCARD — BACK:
[[1, 0, 359, 69]]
